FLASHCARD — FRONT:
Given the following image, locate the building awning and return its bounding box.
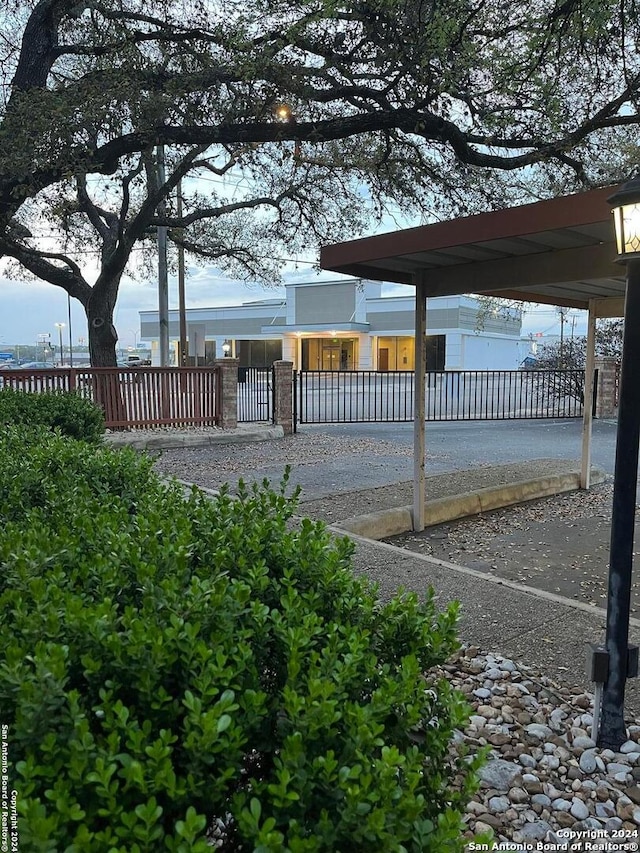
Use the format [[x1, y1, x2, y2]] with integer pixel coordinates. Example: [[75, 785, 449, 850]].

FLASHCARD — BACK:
[[320, 186, 624, 318]]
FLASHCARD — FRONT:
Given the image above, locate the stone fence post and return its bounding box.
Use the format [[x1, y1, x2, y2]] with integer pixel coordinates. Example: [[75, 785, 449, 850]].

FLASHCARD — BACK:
[[273, 360, 294, 435], [214, 357, 238, 429], [593, 356, 618, 419]]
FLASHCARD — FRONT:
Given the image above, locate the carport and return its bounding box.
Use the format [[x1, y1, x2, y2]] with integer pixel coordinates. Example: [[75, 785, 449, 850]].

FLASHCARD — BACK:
[[320, 185, 625, 531]]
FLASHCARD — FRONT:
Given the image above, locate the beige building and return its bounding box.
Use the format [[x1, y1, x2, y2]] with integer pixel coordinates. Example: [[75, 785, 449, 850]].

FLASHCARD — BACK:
[[140, 278, 523, 370]]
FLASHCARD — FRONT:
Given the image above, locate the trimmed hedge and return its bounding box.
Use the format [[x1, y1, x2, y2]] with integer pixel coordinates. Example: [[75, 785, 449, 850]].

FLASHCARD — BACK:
[[0, 387, 104, 442], [0, 427, 481, 852]]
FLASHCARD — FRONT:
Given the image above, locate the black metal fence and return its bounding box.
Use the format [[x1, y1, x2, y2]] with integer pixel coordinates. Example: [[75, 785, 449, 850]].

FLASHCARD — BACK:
[[295, 369, 586, 425], [237, 366, 274, 422]]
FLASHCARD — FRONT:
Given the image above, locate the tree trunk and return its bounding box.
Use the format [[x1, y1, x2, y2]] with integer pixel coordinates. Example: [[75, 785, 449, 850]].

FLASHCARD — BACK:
[[87, 291, 119, 367], [85, 286, 128, 426]]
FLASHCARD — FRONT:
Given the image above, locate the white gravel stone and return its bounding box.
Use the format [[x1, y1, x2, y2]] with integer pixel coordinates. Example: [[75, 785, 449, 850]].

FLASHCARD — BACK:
[[516, 821, 553, 842], [595, 802, 616, 818], [573, 736, 596, 749], [531, 794, 551, 807], [473, 688, 491, 700], [525, 723, 553, 741], [607, 762, 631, 776], [427, 645, 640, 846], [486, 668, 503, 680], [580, 749, 598, 773], [570, 798, 590, 820], [489, 795, 510, 812], [478, 760, 522, 792]]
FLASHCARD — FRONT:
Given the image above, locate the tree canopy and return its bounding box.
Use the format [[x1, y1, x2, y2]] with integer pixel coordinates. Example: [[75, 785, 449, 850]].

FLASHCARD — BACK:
[[1, 0, 640, 363]]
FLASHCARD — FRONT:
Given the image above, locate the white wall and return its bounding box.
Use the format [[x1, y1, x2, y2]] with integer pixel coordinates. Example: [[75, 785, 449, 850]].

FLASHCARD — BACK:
[[460, 335, 523, 370], [282, 335, 297, 365], [358, 334, 374, 370], [445, 333, 462, 370]]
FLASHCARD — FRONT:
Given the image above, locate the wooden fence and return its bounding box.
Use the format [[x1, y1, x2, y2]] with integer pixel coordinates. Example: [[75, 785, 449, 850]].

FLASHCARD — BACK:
[[0, 366, 221, 429]]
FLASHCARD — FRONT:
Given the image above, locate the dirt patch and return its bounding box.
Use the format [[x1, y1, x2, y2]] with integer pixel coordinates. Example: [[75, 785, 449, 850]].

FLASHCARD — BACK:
[[385, 482, 640, 616]]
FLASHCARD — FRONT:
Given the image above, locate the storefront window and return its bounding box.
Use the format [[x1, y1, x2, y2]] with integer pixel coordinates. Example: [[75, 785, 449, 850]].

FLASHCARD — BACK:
[[237, 340, 283, 367], [376, 336, 445, 371], [377, 336, 414, 370], [301, 338, 358, 370]]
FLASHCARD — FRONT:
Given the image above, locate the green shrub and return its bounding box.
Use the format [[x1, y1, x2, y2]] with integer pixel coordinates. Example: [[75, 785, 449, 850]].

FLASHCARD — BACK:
[[0, 386, 104, 442], [0, 430, 480, 852]]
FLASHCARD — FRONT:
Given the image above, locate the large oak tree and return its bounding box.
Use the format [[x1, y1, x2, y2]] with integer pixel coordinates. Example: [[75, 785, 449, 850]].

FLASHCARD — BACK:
[[1, 0, 639, 364]]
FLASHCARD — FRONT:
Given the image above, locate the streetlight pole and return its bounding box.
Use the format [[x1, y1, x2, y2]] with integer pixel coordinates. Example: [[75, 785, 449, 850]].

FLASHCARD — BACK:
[[598, 176, 640, 749], [67, 292, 73, 368], [54, 323, 65, 366]]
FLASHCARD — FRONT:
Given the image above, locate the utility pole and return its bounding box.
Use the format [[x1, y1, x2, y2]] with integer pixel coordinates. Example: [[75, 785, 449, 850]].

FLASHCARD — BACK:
[[177, 179, 188, 367], [156, 145, 170, 367]]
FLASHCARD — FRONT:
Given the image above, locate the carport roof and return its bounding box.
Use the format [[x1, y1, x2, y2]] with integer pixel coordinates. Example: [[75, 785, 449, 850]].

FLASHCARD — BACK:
[[320, 185, 626, 316]]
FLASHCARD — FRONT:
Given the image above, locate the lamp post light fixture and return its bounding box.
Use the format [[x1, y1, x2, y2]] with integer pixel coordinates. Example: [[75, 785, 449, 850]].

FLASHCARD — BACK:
[[222, 340, 231, 358], [274, 103, 293, 121], [597, 176, 640, 749], [54, 322, 65, 366]]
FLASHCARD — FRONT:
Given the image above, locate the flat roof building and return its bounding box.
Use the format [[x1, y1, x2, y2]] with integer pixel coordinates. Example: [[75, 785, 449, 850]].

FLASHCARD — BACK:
[[140, 278, 523, 370]]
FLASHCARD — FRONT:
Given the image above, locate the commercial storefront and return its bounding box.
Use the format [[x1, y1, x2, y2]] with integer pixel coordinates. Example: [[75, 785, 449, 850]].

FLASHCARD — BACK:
[[139, 278, 523, 370]]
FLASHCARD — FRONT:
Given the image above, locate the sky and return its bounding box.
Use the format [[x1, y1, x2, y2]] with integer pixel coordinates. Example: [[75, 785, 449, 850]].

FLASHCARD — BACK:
[[0, 264, 339, 350], [0, 260, 590, 352]]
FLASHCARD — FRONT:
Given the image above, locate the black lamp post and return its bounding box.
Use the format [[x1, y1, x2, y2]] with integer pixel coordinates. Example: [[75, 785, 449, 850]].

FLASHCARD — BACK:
[[598, 176, 640, 749]]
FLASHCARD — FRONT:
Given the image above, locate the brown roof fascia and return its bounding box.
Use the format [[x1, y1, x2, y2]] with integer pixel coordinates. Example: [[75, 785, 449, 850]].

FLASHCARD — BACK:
[[320, 186, 616, 272]]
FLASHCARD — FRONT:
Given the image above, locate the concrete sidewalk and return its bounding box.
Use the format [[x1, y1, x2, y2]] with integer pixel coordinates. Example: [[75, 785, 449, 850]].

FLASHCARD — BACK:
[[340, 527, 640, 718]]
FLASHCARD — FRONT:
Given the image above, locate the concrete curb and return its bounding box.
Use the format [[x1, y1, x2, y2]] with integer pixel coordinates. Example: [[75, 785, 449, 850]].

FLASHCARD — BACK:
[[335, 467, 607, 539], [103, 424, 284, 450]]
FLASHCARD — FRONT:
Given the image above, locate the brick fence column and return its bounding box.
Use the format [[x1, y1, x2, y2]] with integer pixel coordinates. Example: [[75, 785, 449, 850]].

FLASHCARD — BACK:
[[594, 356, 618, 419], [273, 360, 294, 435], [215, 357, 238, 429]]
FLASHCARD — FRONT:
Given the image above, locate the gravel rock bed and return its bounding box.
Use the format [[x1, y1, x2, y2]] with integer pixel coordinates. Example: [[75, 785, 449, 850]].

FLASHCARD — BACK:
[[448, 645, 640, 846], [153, 431, 414, 487]]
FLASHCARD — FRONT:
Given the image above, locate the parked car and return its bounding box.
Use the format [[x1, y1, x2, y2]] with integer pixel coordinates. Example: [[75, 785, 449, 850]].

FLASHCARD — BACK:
[[17, 361, 54, 369], [519, 356, 538, 370]]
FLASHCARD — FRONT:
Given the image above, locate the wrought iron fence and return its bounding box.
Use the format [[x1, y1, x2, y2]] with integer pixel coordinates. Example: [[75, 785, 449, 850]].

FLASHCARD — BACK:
[[237, 366, 274, 422], [295, 369, 586, 425], [0, 366, 220, 429]]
